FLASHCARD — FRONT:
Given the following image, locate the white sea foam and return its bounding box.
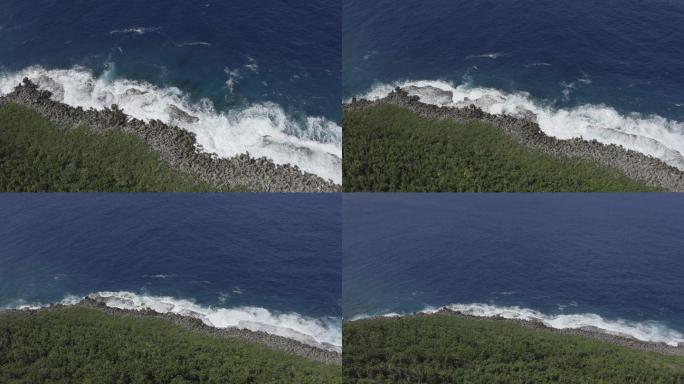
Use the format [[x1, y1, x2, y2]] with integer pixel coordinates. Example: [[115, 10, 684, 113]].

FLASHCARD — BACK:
[[353, 79, 684, 170], [348, 312, 402, 321], [245, 56, 259, 73], [110, 27, 161, 35], [177, 41, 213, 47], [224, 67, 242, 94], [0, 65, 342, 182], [466, 52, 510, 59], [142, 274, 175, 279], [431, 303, 684, 347]]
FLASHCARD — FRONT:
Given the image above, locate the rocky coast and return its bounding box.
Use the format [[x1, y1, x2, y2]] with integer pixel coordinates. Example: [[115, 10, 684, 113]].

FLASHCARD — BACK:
[[1, 297, 342, 366], [344, 88, 684, 191], [355, 308, 684, 358], [0, 79, 339, 192]]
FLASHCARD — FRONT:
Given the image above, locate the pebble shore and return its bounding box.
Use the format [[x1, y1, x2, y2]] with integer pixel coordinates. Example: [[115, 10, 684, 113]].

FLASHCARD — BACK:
[[0, 79, 340, 192], [344, 88, 684, 191]]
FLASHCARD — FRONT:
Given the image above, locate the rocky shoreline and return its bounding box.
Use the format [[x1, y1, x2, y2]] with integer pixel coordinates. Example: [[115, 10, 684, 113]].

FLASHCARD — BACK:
[[344, 88, 684, 191], [352, 308, 684, 358], [2, 297, 342, 366], [0, 79, 339, 192]]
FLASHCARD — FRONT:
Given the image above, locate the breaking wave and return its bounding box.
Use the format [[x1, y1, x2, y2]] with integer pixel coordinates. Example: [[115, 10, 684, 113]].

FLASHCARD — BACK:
[[0, 65, 342, 182], [353, 79, 684, 171]]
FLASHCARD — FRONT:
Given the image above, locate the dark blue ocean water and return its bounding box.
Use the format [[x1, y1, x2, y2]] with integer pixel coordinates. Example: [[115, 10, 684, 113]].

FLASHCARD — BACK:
[[343, 0, 684, 120], [343, 194, 684, 344], [1, 0, 340, 120], [0, 194, 341, 347]]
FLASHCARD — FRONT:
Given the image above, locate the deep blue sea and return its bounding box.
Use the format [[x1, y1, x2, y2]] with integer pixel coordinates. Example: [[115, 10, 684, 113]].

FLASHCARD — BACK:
[[343, 194, 684, 346], [0, 194, 342, 350], [0, 0, 341, 182], [344, 0, 684, 171]]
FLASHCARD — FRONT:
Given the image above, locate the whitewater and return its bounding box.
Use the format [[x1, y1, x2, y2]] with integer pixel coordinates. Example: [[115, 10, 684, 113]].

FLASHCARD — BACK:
[[353, 80, 684, 171], [0, 65, 342, 183], [350, 303, 684, 347], [5, 291, 342, 353]]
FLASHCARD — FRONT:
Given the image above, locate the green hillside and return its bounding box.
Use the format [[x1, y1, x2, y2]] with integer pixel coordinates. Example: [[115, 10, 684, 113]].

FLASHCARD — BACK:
[[343, 315, 684, 383], [0, 307, 340, 383]]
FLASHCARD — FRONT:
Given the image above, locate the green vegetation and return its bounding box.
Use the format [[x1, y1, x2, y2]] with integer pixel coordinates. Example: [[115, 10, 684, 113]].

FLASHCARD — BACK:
[[343, 315, 684, 383], [343, 105, 659, 192], [0, 307, 340, 383], [0, 103, 237, 191]]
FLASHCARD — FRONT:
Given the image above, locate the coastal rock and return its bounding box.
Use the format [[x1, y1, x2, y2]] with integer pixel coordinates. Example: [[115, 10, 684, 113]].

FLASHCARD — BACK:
[[513, 106, 538, 123], [404, 85, 454, 105], [166, 104, 200, 124], [35, 75, 65, 101]]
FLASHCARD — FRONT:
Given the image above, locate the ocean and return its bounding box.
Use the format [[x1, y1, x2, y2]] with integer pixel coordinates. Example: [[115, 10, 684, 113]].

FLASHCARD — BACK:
[[344, 0, 684, 171], [0, 194, 342, 351], [0, 0, 341, 182], [343, 194, 684, 347]]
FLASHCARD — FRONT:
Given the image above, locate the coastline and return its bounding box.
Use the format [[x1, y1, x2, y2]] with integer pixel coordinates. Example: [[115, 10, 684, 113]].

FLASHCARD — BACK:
[[1, 297, 342, 366], [344, 88, 684, 191], [350, 307, 684, 358], [0, 79, 340, 192]]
